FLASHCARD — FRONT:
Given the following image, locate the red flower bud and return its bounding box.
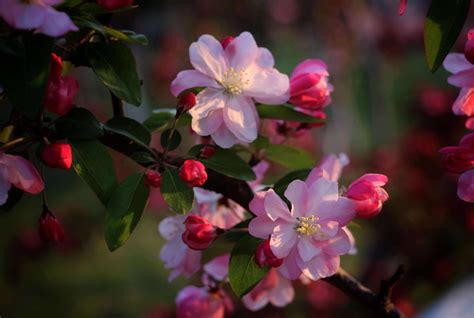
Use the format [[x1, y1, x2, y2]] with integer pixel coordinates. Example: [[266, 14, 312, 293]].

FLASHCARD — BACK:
[[41, 142, 73, 170], [145, 170, 161, 188], [43, 76, 79, 116], [255, 239, 283, 268], [176, 92, 197, 117], [182, 215, 220, 250], [39, 207, 65, 243], [346, 174, 389, 218], [220, 36, 234, 49], [49, 53, 63, 80], [179, 160, 208, 187], [199, 146, 215, 159], [97, 0, 133, 10], [465, 29, 474, 64]]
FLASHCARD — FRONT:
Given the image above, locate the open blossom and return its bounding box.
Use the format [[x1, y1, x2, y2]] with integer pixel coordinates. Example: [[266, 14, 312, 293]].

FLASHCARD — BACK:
[[443, 53, 474, 129], [176, 286, 232, 318], [158, 215, 201, 281], [170, 32, 289, 148], [0, 151, 44, 205], [242, 269, 294, 311], [346, 174, 389, 218], [249, 169, 355, 281], [0, 0, 78, 37], [289, 59, 333, 110]]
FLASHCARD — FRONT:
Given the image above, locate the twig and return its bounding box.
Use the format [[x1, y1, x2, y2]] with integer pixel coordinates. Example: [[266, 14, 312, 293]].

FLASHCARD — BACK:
[[111, 92, 124, 117]]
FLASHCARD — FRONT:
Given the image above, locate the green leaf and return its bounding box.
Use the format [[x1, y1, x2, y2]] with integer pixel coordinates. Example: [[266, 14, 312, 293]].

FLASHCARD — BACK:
[[104, 27, 149, 45], [160, 129, 182, 151], [105, 117, 151, 145], [55, 107, 104, 140], [0, 35, 53, 119], [160, 168, 194, 214], [86, 41, 141, 106], [273, 169, 311, 197], [105, 173, 149, 251], [143, 111, 175, 132], [70, 140, 118, 205], [130, 151, 156, 164], [188, 145, 256, 181], [251, 135, 270, 149], [229, 234, 268, 298], [264, 145, 314, 169], [424, 0, 471, 72], [257, 104, 326, 123]]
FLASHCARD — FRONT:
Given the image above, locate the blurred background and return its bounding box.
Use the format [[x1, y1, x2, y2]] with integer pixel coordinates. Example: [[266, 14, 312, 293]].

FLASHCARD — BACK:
[[1, 0, 474, 317]]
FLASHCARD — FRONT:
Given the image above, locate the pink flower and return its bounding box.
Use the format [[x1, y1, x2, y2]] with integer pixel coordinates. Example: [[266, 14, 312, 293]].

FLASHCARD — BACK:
[[465, 29, 474, 65], [399, 0, 407, 16], [158, 215, 201, 281], [176, 286, 232, 318], [248, 171, 355, 281], [346, 174, 389, 219], [0, 0, 78, 37], [439, 133, 474, 173], [0, 151, 44, 205], [289, 59, 333, 110], [306, 153, 349, 185], [179, 160, 208, 187], [242, 269, 294, 311], [182, 215, 221, 250], [170, 32, 289, 148]]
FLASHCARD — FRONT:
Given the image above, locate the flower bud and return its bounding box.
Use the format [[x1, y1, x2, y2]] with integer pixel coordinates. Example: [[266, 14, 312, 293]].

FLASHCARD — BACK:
[[145, 170, 161, 188], [97, 0, 133, 10], [199, 146, 215, 159], [439, 133, 474, 173], [49, 53, 63, 80], [289, 59, 332, 110], [43, 76, 79, 116], [176, 92, 197, 118], [346, 174, 389, 218], [41, 142, 73, 170], [465, 29, 474, 64], [179, 160, 208, 187], [255, 239, 283, 268], [182, 215, 220, 250], [176, 286, 232, 318], [39, 207, 65, 243], [220, 36, 234, 49]]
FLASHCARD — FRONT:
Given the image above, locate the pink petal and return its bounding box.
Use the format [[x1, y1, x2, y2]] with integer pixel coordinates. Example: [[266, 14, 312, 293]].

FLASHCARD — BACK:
[[204, 254, 230, 281], [0, 175, 12, 205], [452, 88, 474, 116], [242, 290, 269, 311], [225, 31, 259, 71], [316, 197, 356, 227], [189, 88, 226, 120], [458, 170, 474, 202], [189, 34, 227, 80], [351, 173, 388, 187], [443, 53, 473, 74], [249, 216, 278, 239], [466, 117, 474, 130], [323, 229, 352, 256], [300, 253, 340, 280], [307, 177, 339, 213], [223, 96, 259, 143], [264, 189, 291, 221], [210, 123, 238, 148], [245, 68, 290, 104], [249, 191, 267, 217], [291, 59, 329, 78], [256, 48, 274, 68], [313, 220, 339, 240], [158, 215, 185, 240], [269, 274, 295, 307], [9, 3, 45, 30], [191, 109, 223, 136], [297, 237, 321, 262], [170, 70, 219, 97], [447, 68, 474, 88], [4, 154, 43, 194], [284, 179, 308, 217], [36, 9, 78, 37], [278, 247, 302, 280], [270, 223, 298, 258], [399, 0, 407, 15]]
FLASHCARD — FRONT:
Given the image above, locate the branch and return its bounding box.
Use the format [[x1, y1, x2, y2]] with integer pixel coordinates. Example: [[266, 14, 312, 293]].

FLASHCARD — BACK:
[[98, 125, 404, 317], [110, 92, 124, 117]]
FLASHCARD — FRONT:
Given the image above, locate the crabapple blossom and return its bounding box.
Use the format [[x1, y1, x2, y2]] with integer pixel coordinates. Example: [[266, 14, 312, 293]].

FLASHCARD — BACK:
[[439, 133, 474, 173], [182, 215, 222, 250], [0, 151, 44, 205], [179, 160, 207, 187], [0, 0, 78, 37], [170, 32, 289, 148], [176, 286, 232, 318], [249, 169, 356, 281], [39, 208, 65, 243], [242, 268, 295, 311], [465, 29, 474, 65], [144, 170, 161, 188], [289, 59, 333, 110], [41, 142, 73, 170], [158, 214, 201, 281], [346, 174, 389, 219]]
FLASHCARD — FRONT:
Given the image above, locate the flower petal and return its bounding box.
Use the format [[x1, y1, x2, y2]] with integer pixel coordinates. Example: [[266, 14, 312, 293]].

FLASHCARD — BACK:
[[4, 154, 43, 194], [223, 96, 259, 143], [189, 34, 227, 80], [300, 253, 340, 280], [189, 88, 226, 119], [458, 170, 474, 202], [270, 274, 295, 307], [211, 123, 238, 148], [448, 68, 474, 88], [225, 31, 259, 71], [245, 68, 290, 105], [307, 177, 339, 213], [270, 223, 298, 258], [191, 109, 223, 136], [284, 179, 308, 217], [158, 215, 185, 241], [264, 189, 291, 221], [0, 174, 11, 205], [170, 70, 219, 97], [278, 247, 302, 280], [297, 237, 321, 262], [443, 53, 473, 74], [323, 228, 352, 256], [35, 8, 78, 37], [291, 59, 329, 78], [315, 197, 355, 227], [249, 216, 278, 239]]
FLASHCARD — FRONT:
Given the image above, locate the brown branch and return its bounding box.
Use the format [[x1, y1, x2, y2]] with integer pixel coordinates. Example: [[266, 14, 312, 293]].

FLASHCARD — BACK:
[[98, 121, 404, 318]]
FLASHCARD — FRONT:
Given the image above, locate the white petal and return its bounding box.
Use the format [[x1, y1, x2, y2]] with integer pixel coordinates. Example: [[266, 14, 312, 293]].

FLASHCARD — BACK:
[[189, 34, 227, 80], [223, 96, 258, 143], [226, 31, 259, 71], [170, 70, 219, 96], [297, 237, 321, 262], [245, 68, 290, 104], [191, 108, 223, 136], [270, 223, 298, 258], [189, 88, 226, 119], [284, 179, 308, 218]]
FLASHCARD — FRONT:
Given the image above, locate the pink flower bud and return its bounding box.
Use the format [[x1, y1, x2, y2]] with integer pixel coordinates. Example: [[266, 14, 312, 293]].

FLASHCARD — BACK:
[[144, 170, 161, 188], [289, 59, 333, 110], [199, 146, 215, 159], [49, 53, 63, 80], [39, 208, 65, 243], [176, 92, 197, 117], [399, 0, 407, 16], [255, 239, 283, 268], [346, 174, 389, 218], [179, 160, 208, 187], [43, 76, 79, 116], [220, 36, 234, 49], [41, 142, 73, 170], [182, 215, 220, 250], [439, 133, 474, 173], [465, 29, 474, 64], [97, 0, 133, 10]]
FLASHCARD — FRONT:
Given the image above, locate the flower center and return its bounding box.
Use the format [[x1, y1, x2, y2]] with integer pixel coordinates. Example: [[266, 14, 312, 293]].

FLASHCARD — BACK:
[[295, 215, 320, 236], [221, 67, 248, 96]]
